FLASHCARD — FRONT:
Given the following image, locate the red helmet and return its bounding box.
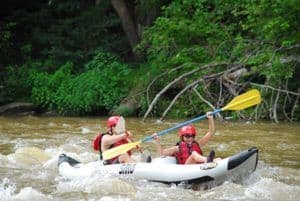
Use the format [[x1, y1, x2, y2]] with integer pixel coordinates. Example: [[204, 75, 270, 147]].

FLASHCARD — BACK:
[[179, 125, 197, 137], [107, 116, 120, 128]]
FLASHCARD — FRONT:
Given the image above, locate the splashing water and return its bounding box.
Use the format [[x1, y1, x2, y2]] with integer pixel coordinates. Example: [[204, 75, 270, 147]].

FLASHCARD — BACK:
[[0, 116, 299, 200]]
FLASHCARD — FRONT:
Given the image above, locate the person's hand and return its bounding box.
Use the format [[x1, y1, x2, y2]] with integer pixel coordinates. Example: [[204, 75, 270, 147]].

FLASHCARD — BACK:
[[152, 133, 160, 143], [125, 131, 133, 139], [135, 144, 143, 152], [206, 111, 213, 119]]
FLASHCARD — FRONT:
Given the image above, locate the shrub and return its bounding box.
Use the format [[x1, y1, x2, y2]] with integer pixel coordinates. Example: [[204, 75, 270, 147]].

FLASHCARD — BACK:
[[31, 52, 132, 115]]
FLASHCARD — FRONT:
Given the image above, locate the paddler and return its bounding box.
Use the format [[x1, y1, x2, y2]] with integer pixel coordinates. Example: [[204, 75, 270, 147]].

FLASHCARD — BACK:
[[152, 112, 221, 164], [92, 116, 137, 164]]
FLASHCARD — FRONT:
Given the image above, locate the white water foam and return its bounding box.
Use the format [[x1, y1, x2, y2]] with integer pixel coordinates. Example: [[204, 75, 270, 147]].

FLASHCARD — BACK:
[[56, 176, 137, 196], [0, 178, 16, 200], [81, 127, 91, 134], [0, 178, 51, 201], [245, 178, 300, 201], [1, 139, 299, 201]]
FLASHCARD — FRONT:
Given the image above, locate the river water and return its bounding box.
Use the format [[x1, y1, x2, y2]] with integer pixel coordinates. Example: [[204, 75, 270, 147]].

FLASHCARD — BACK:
[[0, 116, 299, 201]]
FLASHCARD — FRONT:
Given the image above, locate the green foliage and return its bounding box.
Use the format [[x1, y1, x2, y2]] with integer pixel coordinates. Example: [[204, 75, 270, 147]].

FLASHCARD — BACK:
[[0, 0, 132, 109], [113, 104, 136, 117], [1, 65, 31, 103], [0, 22, 15, 50], [31, 62, 73, 110], [0, 0, 129, 72], [0, 60, 55, 104], [1, 0, 299, 121], [31, 52, 132, 115], [139, 95, 149, 116], [138, 0, 299, 118], [0, 22, 17, 67], [42, 3, 128, 69]]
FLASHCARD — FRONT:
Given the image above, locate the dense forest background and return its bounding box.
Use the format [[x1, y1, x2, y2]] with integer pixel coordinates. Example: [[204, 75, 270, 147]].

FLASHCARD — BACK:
[[0, 0, 299, 122]]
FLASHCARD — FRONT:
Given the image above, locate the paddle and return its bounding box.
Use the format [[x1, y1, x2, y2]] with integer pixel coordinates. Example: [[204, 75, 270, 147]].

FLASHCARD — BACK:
[[115, 116, 126, 134], [115, 116, 145, 155], [102, 89, 261, 160]]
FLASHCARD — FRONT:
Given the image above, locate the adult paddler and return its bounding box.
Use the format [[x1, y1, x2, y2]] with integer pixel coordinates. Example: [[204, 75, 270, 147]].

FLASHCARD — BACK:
[[93, 116, 137, 164]]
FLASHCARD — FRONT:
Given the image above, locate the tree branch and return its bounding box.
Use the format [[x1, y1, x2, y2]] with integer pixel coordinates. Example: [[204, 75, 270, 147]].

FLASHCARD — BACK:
[[146, 62, 197, 109], [158, 64, 243, 121], [143, 62, 228, 121], [193, 86, 222, 119]]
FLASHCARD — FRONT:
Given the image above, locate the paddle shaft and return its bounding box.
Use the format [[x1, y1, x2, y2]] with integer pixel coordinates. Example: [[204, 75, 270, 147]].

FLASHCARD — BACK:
[[142, 109, 221, 142]]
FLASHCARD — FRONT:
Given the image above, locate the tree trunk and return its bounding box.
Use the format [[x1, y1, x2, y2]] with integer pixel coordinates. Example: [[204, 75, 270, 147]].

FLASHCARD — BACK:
[[0, 102, 37, 115], [110, 0, 140, 58], [95, 0, 103, 5]]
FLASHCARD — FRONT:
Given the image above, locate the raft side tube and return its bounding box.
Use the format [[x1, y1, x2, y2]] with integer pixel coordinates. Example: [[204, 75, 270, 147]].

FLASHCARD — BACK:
[[227, 147, 258, 171]]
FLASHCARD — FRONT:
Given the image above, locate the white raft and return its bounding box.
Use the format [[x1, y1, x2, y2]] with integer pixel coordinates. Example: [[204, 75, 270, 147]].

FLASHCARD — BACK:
[[58, 147, 258, 186]]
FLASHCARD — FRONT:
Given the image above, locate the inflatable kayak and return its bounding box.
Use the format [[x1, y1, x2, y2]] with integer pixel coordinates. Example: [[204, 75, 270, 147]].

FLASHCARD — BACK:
[[58, 147, 258, 186]]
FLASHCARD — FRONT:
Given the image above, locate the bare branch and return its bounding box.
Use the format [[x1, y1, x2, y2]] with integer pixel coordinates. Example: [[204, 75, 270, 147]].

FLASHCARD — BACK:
[[250, 83, 300, 96], [159, 79, 203, 121], [273, 88, 280, 123], [291, 89, 300, 121], [158, 64, 243, 121], [146, 62, 197, 107], [143, 62, 228, 121], [192, 86, 222, 119], [283, 80, 292, 121]]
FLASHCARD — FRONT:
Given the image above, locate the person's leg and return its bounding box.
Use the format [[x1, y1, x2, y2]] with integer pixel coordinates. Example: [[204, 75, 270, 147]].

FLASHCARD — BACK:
[[213, 157, 222, 162], [206, 150, 215, 162], [185, 151, 207, 164], [118, 153, 135, 163]]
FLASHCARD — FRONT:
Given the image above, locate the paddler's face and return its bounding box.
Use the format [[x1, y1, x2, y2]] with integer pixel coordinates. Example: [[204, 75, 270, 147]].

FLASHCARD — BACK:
[[111, 126, 118, 135], [183, 134, 195, 144]]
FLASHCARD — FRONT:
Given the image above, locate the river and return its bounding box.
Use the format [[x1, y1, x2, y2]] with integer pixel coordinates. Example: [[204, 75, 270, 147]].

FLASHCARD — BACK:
[[0, 116, 299, 201]]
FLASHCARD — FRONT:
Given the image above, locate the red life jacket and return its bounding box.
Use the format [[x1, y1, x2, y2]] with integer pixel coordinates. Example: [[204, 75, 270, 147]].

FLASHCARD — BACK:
[[92, 132, 131, 162], [93, 133, 107, 151], [175, 141, 203, 164]]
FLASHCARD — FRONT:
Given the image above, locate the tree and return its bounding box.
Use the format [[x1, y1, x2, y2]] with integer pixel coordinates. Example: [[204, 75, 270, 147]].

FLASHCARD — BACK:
[[139, 0, 300, 122], [110, 0, 140, 57]]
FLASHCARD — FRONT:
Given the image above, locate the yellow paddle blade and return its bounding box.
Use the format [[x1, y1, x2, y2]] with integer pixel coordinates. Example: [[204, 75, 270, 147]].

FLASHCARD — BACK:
[[102, 140, 142, 160], [221, 89, 261, 111]]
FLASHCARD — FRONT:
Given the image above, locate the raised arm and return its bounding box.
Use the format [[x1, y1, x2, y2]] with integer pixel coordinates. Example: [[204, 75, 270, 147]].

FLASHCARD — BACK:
[[198, 112, 215, 147]]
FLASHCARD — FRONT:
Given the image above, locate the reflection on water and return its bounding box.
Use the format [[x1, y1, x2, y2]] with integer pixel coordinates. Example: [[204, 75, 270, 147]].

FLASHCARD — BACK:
[[0, 116, 299, 200]]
